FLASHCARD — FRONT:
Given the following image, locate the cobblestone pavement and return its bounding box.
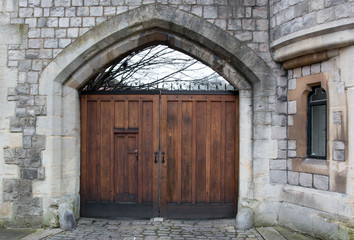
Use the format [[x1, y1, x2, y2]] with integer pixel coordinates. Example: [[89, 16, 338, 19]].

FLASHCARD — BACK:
[[44, 218, 265, 240]]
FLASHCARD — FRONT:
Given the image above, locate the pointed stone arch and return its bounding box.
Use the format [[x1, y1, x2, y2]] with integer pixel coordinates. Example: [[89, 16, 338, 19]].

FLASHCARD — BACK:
[[35, 4, 277, 222]]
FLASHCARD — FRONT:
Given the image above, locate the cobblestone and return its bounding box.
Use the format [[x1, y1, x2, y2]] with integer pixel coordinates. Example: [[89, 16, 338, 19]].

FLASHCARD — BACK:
[[44, 218, 265, 240]]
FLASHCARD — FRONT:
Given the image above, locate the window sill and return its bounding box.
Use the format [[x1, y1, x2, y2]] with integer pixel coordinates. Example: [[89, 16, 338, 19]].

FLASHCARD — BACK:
[[303, 158, 327, 166], [290, 157, 329, 175]]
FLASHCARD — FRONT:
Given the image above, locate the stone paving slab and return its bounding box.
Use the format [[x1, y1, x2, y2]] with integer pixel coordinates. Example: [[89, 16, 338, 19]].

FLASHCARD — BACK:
[[43, 218, 265, 240], [0, 229, 35, 240]]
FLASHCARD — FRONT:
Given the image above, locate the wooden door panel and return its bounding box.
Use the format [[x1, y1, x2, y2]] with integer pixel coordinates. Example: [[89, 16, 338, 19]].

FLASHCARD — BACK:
[[100, 100, 113, 202], [86, 100, 99, 202], [166, 101, 179, 203], [141, 100, 155, 203], [195, 101, 207, 203], [114, 133, 138, 203], [81, 95, 158, 218], [161, 95, 238, 218], [81, 93, 238, 219], [181, 101, 193, 203]]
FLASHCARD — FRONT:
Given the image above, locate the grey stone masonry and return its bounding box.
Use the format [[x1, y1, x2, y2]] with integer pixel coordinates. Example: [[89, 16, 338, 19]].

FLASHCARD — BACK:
[[270, 0, 354, 41], [2, 0, 284, 226]]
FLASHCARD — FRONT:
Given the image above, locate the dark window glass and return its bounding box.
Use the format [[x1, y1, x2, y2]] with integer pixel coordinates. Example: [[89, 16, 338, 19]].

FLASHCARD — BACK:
[[308, 87, 327, 159]]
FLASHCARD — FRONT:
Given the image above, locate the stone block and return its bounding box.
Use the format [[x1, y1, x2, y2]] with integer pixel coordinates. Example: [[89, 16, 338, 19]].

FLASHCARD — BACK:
[[235, 208, 253, 230], [299, 172, 312, 187], [203, 6, 217, 19], [58, 203, 76, 231], [83, 17, 95, 27], [309, 0, 324, 11], [227, 19, 242, 30], [271, 126, 286, 140], [272, 114, 286, 126], [333, 149, 345, 161], [333, 140, 345, 150], [253, 7, 268, 18], [278, 203, 315, 235], [32, 135, 46, 149], [288, 140, 296, 150], [270, 170, 287, 184], [44, 39, 58, 48], [313, 174, 329, 191], [270, 160, 286, 170], [276, 101, 287, 114], [288, 100, 296, 114], [90, 6, 103, 16], [18, 60, 32, 71], [254, 140, 278, 159], [253, 31, 268, 43], [22, 168, 38, 180], [217, 6, 232, 18], [316, 8, 334, 24], [288, 171, 299, 185]]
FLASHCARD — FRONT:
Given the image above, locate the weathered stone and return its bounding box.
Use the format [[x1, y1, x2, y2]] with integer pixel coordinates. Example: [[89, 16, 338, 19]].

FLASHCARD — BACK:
[[288, 171, 299, 185], [333, 111, 342, 125], [270, 170, 287, 184], [235, 208, 253, 230], [58, 203, 76, 231], [299, 173, 312, 187], [313, 175, 329, 191], [333, 149, 345, 161], [22, 169, 38, 180]]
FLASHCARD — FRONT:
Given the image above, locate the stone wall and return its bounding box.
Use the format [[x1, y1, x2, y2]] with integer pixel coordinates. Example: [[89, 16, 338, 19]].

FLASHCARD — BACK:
[[270, 0, 354, 41], [0, 0, 352, 238]]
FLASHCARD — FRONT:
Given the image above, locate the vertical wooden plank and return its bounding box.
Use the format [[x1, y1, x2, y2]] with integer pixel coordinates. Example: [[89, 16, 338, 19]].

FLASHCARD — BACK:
[[220, 100, 226, 204], [114, 100, 125, 128], [166, 100, 178, 203], [225, 100, 236, 203], [124, 99, 129, 129], [206, 100, 211, 204], [138, 99, 143, 204], [128, 135, 138, 201], [128, 101, 139, 129], [235, 95, 239, 209], [181, 101, 193, 203], [210, 101, 221, 203], [100, 100, 112, 202], [196, 101, 207, 203], [80, 95, 88, 203], [177, 100, 182, 205], [142, 100, 154, 203], [87, 100, 99, 201], [115, 134, 126, 201], [192, 100, 197, 205]]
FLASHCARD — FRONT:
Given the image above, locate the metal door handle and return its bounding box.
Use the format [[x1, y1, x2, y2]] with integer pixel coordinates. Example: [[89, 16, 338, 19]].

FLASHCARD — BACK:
[[162, 152, 165, 164], [135, 150, 138, 161], [154, 152, 158, 163]]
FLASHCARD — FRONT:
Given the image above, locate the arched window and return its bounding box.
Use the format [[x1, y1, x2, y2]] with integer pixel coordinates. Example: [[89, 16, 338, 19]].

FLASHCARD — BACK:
[[307, 87, 327, 159]]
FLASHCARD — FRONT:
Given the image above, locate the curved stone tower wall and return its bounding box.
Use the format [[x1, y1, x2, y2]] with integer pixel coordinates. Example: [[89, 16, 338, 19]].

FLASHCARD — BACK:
[[269, 0, 354, 238]]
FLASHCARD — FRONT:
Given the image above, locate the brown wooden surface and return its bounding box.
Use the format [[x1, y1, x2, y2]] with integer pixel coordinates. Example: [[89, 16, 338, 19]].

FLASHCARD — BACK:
[[80, 93, 238, 219], [160, 95, 238, 218], [80, 95, 159, 217]]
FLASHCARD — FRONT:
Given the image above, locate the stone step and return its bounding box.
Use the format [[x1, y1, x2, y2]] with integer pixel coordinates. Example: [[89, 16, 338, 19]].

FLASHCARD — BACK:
[[274, 226, 318, 240], [257, 227, 286, 240]]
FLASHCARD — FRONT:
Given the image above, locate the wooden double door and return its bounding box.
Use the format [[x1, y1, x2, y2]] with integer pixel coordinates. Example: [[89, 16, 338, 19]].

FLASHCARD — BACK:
[[80, 93, 239, 219]]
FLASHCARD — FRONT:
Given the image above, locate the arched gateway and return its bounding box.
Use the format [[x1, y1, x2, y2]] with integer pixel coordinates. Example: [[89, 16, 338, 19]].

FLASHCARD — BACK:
[[37, 4, 275, 222]]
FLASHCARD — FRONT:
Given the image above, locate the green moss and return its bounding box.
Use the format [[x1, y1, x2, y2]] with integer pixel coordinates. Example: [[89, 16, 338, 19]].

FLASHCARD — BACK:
[[43, 212, 59, 228]]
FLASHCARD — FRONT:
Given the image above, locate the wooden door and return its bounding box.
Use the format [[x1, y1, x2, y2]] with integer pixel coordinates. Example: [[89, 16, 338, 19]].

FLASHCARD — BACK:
[[80, 94, 159, 218], [80, 93, 238, 219], [160, 94, 239, 218]]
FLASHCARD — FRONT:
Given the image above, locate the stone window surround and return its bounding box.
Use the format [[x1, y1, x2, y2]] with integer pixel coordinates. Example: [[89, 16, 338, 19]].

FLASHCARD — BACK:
[[288, 73, 329, 176]]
